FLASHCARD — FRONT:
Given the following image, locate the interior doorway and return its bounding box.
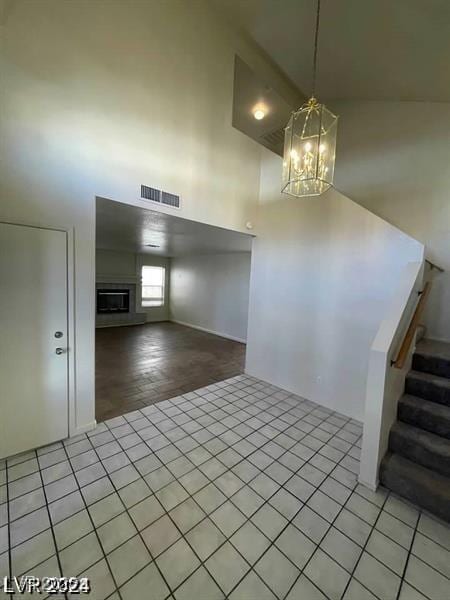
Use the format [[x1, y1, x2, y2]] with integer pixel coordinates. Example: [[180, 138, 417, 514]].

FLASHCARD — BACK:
[[95, 198, 254, 421]]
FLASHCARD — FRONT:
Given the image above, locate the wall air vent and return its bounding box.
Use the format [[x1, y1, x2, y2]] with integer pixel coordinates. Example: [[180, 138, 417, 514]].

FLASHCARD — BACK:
[[161, 191, 181, 209], [140, 185, 161, 203], [140, 185, 181, 209], [260, 126, 285, 156]]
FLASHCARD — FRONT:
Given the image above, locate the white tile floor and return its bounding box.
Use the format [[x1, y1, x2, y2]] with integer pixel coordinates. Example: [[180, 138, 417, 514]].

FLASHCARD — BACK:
[[1, 375, 449, 599]]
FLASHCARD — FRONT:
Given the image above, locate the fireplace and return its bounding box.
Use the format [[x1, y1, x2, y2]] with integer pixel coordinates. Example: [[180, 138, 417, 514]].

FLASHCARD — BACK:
[[97, 289, 130, 314]]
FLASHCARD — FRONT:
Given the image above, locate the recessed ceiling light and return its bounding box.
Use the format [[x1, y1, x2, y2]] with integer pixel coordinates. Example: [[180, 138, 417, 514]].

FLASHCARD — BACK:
[[253, 109, 266, 120], [145, 244, 160, 248]]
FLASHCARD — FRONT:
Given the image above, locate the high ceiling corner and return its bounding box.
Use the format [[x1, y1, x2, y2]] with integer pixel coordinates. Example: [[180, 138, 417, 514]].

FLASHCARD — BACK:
[[0, 0, 15, 26], [213, 0, 450, 102]]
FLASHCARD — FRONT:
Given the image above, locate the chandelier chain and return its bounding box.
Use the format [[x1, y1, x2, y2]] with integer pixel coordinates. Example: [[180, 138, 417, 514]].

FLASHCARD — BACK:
[[311, 0, 321, 98]]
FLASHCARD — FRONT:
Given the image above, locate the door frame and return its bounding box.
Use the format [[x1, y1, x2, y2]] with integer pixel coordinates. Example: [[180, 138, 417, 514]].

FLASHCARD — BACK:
[[0, 218, 77, 440]]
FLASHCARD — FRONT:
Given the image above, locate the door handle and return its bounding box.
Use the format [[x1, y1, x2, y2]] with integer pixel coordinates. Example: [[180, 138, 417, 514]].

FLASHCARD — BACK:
[[55, 347, 66, 355], [54, 331, 63, 338]]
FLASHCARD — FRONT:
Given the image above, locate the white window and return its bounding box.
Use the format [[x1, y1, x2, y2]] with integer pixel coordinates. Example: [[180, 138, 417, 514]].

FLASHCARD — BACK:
[[141, 266, 165, 307]]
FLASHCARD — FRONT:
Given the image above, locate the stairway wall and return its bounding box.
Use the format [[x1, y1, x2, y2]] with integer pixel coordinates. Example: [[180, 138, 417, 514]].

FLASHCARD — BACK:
[[334, 101, 450, 343], [246, 149, 424, 421]]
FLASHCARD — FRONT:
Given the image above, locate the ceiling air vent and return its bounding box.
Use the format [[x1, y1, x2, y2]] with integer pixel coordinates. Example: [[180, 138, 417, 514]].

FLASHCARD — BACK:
[[140, 185, 161, 203], [260, 126, 285, 156], [161, 191, 181, 209]]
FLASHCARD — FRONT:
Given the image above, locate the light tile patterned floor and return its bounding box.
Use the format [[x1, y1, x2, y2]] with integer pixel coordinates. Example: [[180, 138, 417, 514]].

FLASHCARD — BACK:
[[1, 375, 449, 599]]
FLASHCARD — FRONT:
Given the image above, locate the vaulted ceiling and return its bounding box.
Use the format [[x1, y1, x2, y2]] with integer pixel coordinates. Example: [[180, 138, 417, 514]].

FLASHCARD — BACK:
[[215, 0, 450, 102]]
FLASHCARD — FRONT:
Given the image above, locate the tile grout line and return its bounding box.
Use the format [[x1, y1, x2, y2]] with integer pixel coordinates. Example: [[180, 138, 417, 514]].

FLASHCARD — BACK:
[[283, 487, 381, 600], [0, 393, 427, 598], [79, 433, 178, 599], [5, 377, 366, 596], [57, 441, 125, 600], [120, 411, 358, 598], [4, 375, 446, 600], [213, 403, 361, 600], [3, 410, 363, 577], [5, 456, 416, 599], [227, 413, 367, 599], [5, 378, 356, 486], [394, 510, 423, 600], [338, 490, 392, 600], [112, 383, 318, 598], [151, 379, 426, 599], [98, 378, 363, 599], [34, 450, 69, 600], [148, 396, 321, 599]]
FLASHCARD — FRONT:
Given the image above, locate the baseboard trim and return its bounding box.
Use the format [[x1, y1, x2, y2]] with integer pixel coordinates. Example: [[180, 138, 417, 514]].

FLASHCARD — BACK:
[[357, 476, 379, 492], [96, 319, 169, 329], [72, 421, 97, 437], [170, 320, 246, 344], [96, 322, 145, 329], [425, 335, 450, 344]]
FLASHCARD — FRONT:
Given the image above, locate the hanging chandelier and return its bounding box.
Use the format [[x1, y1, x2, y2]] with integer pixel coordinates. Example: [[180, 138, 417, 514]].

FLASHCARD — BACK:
[[282, 0, 338, 197]]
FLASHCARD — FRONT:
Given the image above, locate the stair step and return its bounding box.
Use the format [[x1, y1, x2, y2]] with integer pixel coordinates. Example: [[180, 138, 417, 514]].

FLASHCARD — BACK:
[[413, 340, 450, 378], [389, 422, 450, 477], [398, 395, 450, 439], [380, 453, 450, 523], [405, 370, 450, 407]]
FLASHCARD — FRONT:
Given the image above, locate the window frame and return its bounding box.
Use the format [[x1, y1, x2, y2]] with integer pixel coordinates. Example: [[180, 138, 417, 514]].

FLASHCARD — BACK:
[[140, 265, 166, 308]]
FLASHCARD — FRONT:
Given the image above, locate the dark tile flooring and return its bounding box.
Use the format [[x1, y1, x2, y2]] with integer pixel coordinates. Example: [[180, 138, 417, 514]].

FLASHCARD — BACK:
[[96, 322, 246, 422]]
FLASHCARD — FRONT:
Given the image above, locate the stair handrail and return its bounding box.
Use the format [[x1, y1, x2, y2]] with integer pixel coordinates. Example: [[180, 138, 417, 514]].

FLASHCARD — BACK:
[[425, 258, 444, 273], [392, 281, 432, 369]]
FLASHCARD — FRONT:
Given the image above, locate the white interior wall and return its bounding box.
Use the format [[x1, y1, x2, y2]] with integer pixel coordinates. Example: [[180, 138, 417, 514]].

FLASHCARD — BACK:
[[96, 249, 136, 281], [1, 0, 298, 434], [96, 249, 170, 322], [170, 253, 251, 343], [246, 149, 424, 421], [334, 101, 450, 342]]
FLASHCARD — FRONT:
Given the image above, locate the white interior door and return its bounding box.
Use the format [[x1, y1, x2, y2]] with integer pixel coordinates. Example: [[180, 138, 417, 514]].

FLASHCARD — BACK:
[[0, 222, 69, 459]]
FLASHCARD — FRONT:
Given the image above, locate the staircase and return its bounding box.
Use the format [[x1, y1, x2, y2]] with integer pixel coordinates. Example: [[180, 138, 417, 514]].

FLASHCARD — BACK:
[[380, 339, 450, 522]]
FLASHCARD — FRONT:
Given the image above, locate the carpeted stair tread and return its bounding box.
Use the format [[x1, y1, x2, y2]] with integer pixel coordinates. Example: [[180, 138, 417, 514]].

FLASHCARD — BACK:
[[390, 421, 450, 477], [405, 370, 450, 407], [415, 339, 450, 360], [413, 348, 450, 378], [380, 453, 450, 523], [398, 394, 450, 439]]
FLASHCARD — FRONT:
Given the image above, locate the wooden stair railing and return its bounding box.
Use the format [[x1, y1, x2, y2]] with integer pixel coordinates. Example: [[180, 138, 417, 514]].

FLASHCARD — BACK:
[[425, 259, 444, 273], [392, 281, 432, 369]]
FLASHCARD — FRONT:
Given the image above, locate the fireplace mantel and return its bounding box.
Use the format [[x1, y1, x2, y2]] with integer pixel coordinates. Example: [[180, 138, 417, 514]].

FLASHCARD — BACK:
[[96, 273, 138, 284]]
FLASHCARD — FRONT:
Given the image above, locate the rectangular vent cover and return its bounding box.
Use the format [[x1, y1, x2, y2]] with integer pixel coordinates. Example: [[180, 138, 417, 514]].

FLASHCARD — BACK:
[[260, 127, 285, 156], [161, 191, 180, 208], [140, 185, 181, 209], [261, 126, 285, 146], [141, 185, 161, 202]]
